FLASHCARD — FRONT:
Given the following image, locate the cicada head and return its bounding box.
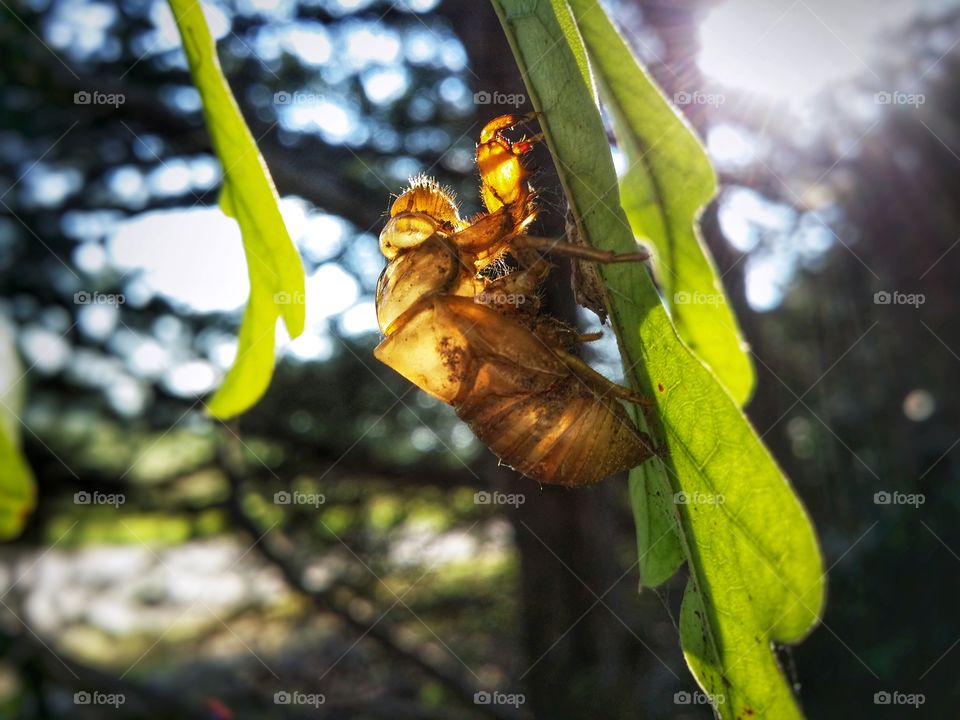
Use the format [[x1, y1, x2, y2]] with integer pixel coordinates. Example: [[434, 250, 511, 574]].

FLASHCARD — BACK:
[[380, 175, 464, 260], [476, 114, 535, 213]]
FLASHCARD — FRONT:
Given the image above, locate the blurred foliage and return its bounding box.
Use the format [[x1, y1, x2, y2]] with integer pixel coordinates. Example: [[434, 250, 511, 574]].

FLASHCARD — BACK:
[[0, 0, 959, 718]]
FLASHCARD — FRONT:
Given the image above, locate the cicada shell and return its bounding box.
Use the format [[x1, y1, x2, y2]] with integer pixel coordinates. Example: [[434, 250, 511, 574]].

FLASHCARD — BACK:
[[373, 115, 657, 486]]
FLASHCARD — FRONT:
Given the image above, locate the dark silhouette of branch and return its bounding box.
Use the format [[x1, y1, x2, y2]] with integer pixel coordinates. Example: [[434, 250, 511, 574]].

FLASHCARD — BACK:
[[0, 621, 208, 719], [217, 434, 525, 720]]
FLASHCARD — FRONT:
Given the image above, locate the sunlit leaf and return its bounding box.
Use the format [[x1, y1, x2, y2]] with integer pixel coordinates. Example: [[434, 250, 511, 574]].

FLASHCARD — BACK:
[[168, 0, 306, 419], [570, 0, 755, 407], [628, 453, 684, 586], [492, 1, 824, 717], [0, 318, 36, 539]]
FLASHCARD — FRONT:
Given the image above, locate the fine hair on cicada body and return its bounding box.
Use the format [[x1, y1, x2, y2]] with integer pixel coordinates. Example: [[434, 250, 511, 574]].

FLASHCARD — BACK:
[[374, 113, 658, 487]]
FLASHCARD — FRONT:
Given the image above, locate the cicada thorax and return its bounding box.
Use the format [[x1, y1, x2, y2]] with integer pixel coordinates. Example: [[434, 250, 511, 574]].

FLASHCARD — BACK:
[[376, 237, 456, 335]]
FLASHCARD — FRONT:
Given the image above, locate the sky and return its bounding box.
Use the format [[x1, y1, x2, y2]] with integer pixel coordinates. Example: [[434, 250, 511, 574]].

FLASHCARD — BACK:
[[699, 0, 957, 101]]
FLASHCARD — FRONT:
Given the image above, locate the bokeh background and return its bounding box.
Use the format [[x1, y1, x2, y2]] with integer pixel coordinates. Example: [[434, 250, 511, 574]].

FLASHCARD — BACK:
[[1, 0, 958, 717]]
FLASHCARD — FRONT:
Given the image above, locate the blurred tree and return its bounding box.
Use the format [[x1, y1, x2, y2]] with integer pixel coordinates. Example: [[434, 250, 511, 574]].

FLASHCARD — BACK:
[[0, 0, 958, 718]]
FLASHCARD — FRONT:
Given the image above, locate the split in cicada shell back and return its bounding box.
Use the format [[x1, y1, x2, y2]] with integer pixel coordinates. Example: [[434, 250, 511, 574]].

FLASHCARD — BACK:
[[389, 174, 463, 227]]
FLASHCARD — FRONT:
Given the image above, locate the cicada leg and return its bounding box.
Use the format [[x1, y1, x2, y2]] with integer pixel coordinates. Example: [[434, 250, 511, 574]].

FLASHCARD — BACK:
[[475, 253, 551, 318], [528, 317, 608, 352], [446, 206, 516, 270], [512, 235, 651, 264], [528, 316, 582, 352], [478, 112, 540, 145], [551, 347, 655, 409], [575, 331, 604, 343]]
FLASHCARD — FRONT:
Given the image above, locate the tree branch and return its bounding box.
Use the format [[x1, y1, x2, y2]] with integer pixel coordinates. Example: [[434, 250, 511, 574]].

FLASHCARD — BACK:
[[218, 435, 525, 720]]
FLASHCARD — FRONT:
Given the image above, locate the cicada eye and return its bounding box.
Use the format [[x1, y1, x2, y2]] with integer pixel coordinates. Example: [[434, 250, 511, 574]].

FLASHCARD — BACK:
[[379, 212, 439, 259]]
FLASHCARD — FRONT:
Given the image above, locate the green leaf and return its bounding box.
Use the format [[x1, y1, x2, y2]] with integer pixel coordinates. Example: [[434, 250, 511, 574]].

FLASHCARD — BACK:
[[0, 318, 36, 539], [491, 1, 824, 717], [568, 0, 755, 407], [168, 0, 305, 419], [500, 0, 685, 590], [551, 0, 594, 97], [0, 429, 34, 539], [628, 454, 684, 586]]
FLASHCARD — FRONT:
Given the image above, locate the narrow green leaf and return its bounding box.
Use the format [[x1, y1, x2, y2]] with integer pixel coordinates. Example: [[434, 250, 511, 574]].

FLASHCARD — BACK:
[[168, 0, 306, 419], [567, 0, 755, 407], [0, 318, 36, 539], [550, 0, 594, 97], [0, 428, 34, 539], [491, 1, 824, 717], [497, 0, 686, 590], [628, 456, 684, 586]]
